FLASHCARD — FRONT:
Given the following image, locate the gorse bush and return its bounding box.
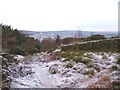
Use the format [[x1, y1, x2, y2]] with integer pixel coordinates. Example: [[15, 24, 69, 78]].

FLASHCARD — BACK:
[[2, 24, 41, 55], [9, 46, 26, 56], [61, 37, 84, 44], [84, 34, 107, 41]]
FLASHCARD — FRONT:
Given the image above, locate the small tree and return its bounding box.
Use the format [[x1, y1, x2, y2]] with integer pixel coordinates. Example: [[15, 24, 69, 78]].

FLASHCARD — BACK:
[[55, 35, 61, 46]]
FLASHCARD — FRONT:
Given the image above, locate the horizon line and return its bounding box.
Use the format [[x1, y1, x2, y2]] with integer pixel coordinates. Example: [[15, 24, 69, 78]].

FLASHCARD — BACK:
[[19, 29, 118, 32]]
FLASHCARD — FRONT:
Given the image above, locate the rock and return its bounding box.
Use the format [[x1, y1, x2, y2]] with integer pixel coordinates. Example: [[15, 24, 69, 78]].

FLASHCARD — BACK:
[[65, 62, 74, 68], [105, 62, 111, 65], [94, 63, 101, 72], [49, 65, 59, 74], [61, 58, 65, 61], [65, 73, 72, 77], [61, 69, 69, 75], [83, 68, 95, 76]]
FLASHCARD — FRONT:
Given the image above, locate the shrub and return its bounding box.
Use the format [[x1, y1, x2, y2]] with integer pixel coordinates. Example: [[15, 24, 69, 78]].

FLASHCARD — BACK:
[[2, 24, 41, 55], [62, 51, 85, 63], [117, 57, 120, 64], [62, 38, 119, 52], [112, 81, 120, 89], [86, 34, 107, 41], [9, 46, 26, 56], [100, 75, 111, 81], [111, 65, 118, 71], [1, 55, 12, 89], [62, 52, 73, 60], [41, 37, 56, 51]]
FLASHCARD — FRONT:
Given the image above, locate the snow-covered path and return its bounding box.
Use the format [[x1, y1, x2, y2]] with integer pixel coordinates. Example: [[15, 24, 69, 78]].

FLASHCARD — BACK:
[[11, 61, 57, 88], [10, 52, 119, 88], [11, 60, 88, 88]]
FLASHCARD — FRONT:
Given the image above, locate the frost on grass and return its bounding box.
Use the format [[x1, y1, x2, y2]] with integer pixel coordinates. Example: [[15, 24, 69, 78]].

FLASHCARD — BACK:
[[10, 52, 120, 88]]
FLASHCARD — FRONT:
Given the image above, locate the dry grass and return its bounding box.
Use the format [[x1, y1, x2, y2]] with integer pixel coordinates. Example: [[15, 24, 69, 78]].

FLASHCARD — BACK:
[[100, 75, 111, 82], [88, 75, 112, 88]]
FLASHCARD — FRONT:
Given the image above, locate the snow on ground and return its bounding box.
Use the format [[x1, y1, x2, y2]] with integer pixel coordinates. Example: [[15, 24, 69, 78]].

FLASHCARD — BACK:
[[10, 52, 119, 88], [14, 55, 24, 60]]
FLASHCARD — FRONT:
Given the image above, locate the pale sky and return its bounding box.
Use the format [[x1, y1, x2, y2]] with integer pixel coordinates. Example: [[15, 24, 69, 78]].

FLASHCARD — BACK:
[[0, 0, 119, 32]]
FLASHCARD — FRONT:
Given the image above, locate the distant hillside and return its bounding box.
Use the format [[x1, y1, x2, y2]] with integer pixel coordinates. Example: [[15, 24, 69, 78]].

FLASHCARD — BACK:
[[20, 30, 118, 41], [62, 38, 120, 52]]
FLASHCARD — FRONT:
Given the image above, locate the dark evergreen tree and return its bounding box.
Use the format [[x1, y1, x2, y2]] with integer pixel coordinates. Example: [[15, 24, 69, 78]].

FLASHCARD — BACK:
[[55, 34, 61, 46]]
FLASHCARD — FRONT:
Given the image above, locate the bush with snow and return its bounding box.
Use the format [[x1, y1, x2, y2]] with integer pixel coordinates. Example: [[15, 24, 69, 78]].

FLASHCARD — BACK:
[[1, 55, 12, 89]]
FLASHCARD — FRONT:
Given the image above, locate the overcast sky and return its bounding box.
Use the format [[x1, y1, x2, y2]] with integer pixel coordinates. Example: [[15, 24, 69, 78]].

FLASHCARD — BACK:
[[0, 0, 119, 32]]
